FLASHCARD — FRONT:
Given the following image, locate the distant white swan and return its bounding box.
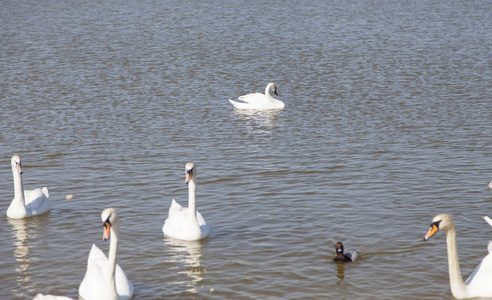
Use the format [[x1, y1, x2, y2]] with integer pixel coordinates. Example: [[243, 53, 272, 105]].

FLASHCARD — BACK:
[[163, 163, 210, 241], [7, 155, 50, 219], [333, 242, 359, 262], [229, 83, 285, 110], [488, 179, 492, 189], [79, 208, 134, 300], [424, 214, 492, 299]]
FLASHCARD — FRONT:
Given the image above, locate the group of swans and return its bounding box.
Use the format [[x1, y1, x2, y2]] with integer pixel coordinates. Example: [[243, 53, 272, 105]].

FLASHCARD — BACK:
[[229, 82, 285, 110], [8, 156, 207, 299], [8, 155, 492, 299], [424, 214, 492, 299]]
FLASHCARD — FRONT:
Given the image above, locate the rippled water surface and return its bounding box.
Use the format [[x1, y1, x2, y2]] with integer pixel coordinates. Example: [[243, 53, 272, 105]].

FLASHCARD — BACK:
[[1, 0, 491, 299]]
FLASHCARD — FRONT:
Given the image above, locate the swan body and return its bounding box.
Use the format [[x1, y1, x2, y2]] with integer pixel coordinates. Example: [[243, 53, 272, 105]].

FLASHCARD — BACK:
[[488, 180, 492, 189], [229, 83, 285, 110], [333, 242, 359, 262], [424, 214, 492, 299], [79, 208, 133, 300], [163, 163, 210, 241], [7, 155, 50, 219]]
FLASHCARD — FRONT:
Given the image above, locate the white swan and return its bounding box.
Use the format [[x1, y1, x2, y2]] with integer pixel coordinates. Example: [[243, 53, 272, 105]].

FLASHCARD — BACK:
[[333, 242, 359, 262], [424, 214, 492, 299], [229, 82, 285, 110], [488, 179, 492, 189], [79, 208, 134, 300], [163, 163, 210, 241], [7, 155, 50, 219]]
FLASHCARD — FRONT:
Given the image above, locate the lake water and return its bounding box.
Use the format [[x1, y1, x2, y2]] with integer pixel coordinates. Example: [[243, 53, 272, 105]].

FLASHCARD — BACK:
[[1, 0, 491, 299]]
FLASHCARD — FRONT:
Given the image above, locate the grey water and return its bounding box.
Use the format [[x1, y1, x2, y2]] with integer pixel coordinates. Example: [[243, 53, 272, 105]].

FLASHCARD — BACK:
[[1, 0, 491, 299]]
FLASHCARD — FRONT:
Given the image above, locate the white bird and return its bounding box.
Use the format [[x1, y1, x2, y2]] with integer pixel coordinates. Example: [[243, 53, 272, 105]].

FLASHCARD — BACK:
[[333, 242, 359, 262], [79, 208, 134, 300], [488, 180, 492, 189], [7, 155, 50, 219], [229, 83, 285, 110], [424, 214, 492, 299], [163, 163, 210, 241]]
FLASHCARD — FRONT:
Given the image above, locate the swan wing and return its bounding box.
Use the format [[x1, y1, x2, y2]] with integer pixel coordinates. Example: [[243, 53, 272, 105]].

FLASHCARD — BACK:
[[464, 245, 492, 297], [79, 244, 133, 299], [163, 201, 209, 240], [24, 187, 50, 216], [484, 216, 492, 228]]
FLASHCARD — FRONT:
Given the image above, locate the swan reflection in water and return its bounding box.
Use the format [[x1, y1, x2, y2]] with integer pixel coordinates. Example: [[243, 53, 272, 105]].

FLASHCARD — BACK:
[[231, 109, 283, 133], [8, 217, 40, 297], [164, 238, 205, 293]]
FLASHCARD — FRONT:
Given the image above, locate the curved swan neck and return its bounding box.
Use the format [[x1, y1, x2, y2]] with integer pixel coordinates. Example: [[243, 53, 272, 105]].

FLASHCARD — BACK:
[[188, 176, 197, 221], [445, 227, 467, 298], [13, 164, 25, 204]]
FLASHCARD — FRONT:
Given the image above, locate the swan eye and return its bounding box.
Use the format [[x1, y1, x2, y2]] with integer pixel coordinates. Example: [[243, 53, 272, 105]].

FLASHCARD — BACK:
[[430, 220, 442, 228], [104, 219, 111, 228]]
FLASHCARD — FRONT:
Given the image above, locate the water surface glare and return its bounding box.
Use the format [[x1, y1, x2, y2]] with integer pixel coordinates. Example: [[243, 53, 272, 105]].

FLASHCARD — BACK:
[[1, 0, 491, 299]]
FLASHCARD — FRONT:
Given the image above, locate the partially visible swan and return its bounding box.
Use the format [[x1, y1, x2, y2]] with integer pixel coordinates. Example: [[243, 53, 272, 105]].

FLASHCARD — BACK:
[[229, 83, 285, 110], [79, 208, 134, 300], [333, 242, 359, 262], [424, 214, 492, 299], [488, 180, 492, 189], [163, 163, 210, 241], [7, 155, 50, 219]]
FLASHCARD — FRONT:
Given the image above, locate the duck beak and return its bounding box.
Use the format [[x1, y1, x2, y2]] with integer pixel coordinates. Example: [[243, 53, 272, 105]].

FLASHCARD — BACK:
[[103, 220, 111, 240], [424, 223, 439, 241]]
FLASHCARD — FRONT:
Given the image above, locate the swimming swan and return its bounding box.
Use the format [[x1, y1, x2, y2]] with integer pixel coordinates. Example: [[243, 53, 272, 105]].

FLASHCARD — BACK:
[[163, 163, 210, 241], [229, 83, 285, 110], [79, 208, 134, 300], [424, 214, 492, 299], [333, 242, 359, 262], [7, 155, 50, 219]]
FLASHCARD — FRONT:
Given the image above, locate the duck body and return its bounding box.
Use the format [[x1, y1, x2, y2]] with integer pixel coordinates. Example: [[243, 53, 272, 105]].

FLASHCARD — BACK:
[[163, 163, 210, 241], [424, 214, 492, 299], [79, 208, 133, 300], [7, 155, 50, 219], [229, 83, 285, 110], [333, 242, 359, 262]]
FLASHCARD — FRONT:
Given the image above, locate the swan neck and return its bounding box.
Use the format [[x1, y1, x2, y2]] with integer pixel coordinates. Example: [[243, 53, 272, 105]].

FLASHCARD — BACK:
[[188, 177, 197, 220], [445, 227, 468, 298], [108, 221, 119, 293], [12, 166, 25, 205]]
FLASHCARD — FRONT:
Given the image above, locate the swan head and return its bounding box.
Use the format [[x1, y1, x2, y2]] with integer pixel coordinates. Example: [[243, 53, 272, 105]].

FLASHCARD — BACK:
[[267, 82, 278, 96], [185, 162, 195, 184], [424, 214, 454, 241], [11, 155, 23, 174], [101, 208, 118, 240]]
